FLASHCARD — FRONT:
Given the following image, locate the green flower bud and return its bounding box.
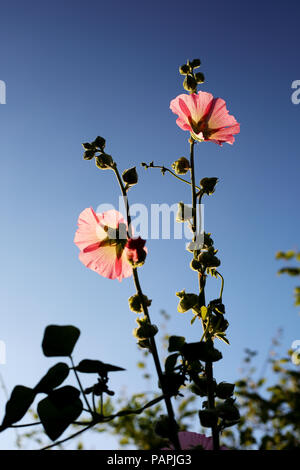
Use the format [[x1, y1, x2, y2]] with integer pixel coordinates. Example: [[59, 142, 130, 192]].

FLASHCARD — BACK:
[[122, 167, 138, 187], [182, 341, 222, 362], [216, 399, 240, 422], [195, 72, 205, 84], [92, 136, 106, 150], [203, 232, 214, 248], [95, 154, 114, 170], [199, 409, 218, 428], [200, 177, 219, 195], [190, 258, 202, 271], [183, 75, 197, 93], [176, 202, 193, 222], [176, 290, 199, 313], [83, 149, 96, 160], [198, 250, 221, 268], [128, 294, 152, 313], [137, 339, 151, 349], [190, 59, 201, 69], [133, 317, 158, 339], [171, 157, 190, 175], [216, 382, 235, 399], [179, 64, 190, 75], [82, 142, 94, 151]]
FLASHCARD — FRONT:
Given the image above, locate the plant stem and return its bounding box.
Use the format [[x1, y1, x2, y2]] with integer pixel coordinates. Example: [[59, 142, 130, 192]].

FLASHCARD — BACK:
[[70, 355, 93, 416], [189, 138, 220, 451], [143, 163, 201, 191], [113, 165, 180, 450]]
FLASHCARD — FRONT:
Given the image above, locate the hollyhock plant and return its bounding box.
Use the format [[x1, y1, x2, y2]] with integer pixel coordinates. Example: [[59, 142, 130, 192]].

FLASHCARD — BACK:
[[162, 431, 228, 450], [74, 207, 146, 281], [170, 91, 240, 145]]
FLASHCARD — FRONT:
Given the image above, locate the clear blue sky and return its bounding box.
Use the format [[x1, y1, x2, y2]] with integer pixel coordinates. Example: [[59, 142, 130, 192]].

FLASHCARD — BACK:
[[1, 0, 300, 449]]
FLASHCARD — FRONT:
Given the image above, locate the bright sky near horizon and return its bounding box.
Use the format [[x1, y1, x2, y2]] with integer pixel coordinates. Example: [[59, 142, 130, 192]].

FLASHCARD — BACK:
[[1, 0, 300, 449]]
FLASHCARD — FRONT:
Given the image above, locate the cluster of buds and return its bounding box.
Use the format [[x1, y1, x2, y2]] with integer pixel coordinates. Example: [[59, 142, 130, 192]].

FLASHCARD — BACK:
[[128, 293, 152, 313], [133, 316, 158, 343], [179, 59, 205, 94], [190, 247, 221, 272], [82, 136, 114, 170]]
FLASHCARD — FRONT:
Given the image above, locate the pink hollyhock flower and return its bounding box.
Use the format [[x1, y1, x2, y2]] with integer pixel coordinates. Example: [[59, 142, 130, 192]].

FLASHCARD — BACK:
[[74, 208, 146, 281], [170, 91, 240, 145], [162, 431, 228, 450]]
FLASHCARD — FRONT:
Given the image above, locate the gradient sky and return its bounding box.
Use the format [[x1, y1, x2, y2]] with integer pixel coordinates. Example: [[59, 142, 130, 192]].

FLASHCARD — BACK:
[[1, 0, 300, 449]]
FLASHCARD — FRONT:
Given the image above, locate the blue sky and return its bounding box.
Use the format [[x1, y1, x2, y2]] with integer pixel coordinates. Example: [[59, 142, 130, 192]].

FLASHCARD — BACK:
[[0, 0, 300, 449]]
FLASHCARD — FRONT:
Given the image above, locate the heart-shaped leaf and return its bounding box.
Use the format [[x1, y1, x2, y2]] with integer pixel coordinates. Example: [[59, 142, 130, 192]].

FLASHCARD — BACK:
[[37, 386, 83, 441], [42, 325, 80, 357], [34, 363, 70, 394], [1, 386, 36, 429]]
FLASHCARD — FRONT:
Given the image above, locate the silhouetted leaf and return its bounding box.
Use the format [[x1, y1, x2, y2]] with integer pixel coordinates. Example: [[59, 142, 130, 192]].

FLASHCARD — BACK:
[[34, 363, 70, 394], [75, 359, 125, 375], [37, 386, 83, 441], [1, 386, 36, 429], [168, 336, 185, 353], [165, 354, 179, 372], [42, 325, 80, 357], [48, 386, 80, 408], [182, 341, 222, 362]]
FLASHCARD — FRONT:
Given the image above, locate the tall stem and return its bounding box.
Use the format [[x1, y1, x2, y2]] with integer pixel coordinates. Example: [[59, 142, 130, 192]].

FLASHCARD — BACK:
[[113, 165, 180, 450], [189, 139, 220, 450]]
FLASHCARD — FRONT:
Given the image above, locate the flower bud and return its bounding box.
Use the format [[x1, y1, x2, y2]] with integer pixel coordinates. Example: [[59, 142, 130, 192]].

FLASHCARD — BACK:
[[190, 59, 201, 69], [203, 232, 214, 248], [183, 75, 197, 93], [216, 399, 240, 422], [92, 136, 106, 150], [137, 339, 151, 349], [179, 64, 190, 75], [122, 167, 138, 187], [216, 382, 235, 399], [95, 154, 114, 169], [171, 157, 190, 175], [82, 142, 94, 151], [200, 177, 219, 195], [133, 317, 158, 339], [83, 149, 96, 160], [195, 72, 205, 84], [198, 250, 221, 268], [176, 202, 193, 222], [128, 294, 152, 313], [190, 258, 202, 271], [176, 290, 199, 313], [199, 409, 218, 428]]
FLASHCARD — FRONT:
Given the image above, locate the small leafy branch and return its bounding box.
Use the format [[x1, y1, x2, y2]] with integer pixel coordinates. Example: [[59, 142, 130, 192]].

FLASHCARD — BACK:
[[0, 325, 166, 449]]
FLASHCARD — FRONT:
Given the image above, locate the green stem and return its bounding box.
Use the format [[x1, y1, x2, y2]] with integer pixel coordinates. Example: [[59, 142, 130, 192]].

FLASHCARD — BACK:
[[189, 139, 220, 451], [216, 271, 224, 300], [113, 165, 181, 451], [70, 355, 93, 416], [143, 163, 201, 191]]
